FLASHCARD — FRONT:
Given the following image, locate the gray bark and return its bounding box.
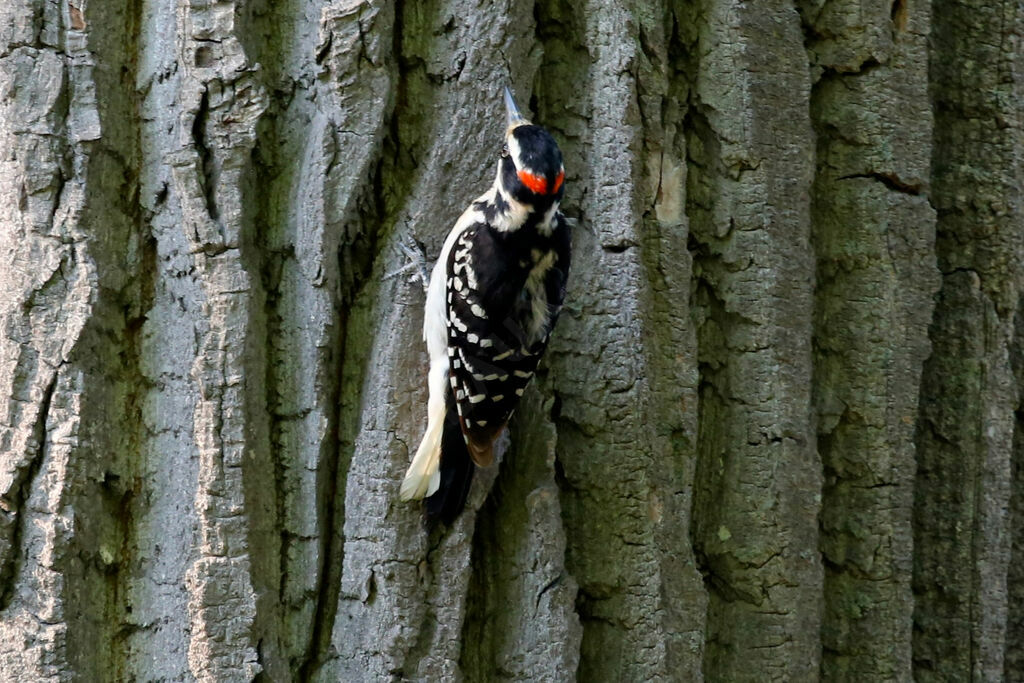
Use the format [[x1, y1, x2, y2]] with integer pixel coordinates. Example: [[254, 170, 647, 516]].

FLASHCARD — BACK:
[[0, 0, 1021, 681]]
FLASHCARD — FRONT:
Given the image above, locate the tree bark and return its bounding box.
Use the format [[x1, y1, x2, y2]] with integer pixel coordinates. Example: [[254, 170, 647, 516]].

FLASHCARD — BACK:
[[0, 0, 1021, 681]]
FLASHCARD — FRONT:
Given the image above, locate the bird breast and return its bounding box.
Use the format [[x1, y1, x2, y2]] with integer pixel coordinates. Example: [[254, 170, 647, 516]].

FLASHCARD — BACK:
[[521, 248, 558, 345]]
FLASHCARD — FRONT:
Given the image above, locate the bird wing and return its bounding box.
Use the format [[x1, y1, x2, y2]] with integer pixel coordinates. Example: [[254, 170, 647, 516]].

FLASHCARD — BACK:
[[444, 225, 548, 466]]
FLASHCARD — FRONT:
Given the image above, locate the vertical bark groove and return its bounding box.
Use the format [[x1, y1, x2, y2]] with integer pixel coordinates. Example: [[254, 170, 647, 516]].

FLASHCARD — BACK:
[[0, 369, 56, 612], [801, 0, 938, 679], [913, 0, 1023, 679], [687, 2, 822, 679]]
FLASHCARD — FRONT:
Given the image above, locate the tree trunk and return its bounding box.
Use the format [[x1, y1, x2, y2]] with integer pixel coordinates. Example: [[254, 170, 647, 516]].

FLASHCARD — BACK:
[[0, 0, 1021, 680]]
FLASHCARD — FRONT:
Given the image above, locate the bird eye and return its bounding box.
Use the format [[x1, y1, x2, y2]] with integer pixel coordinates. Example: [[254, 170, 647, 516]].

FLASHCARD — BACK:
[[501, 143, 509, 158]]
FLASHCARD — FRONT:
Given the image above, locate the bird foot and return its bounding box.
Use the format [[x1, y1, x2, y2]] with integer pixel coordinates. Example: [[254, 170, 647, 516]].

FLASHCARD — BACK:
[[386, 232, 432, 294]]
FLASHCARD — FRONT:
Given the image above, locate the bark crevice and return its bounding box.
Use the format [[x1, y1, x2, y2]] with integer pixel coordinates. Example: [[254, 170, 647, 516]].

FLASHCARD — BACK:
[[0, 369, 56, 613]]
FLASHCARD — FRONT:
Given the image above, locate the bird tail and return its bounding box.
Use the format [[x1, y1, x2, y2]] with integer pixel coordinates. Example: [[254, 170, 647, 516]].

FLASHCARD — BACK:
[[399, 389, 446, 501], [424, 392, 475, 525]]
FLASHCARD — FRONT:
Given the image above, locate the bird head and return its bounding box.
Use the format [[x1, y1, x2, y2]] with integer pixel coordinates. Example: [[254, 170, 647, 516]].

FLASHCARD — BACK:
[[497, 87, 565, 208]]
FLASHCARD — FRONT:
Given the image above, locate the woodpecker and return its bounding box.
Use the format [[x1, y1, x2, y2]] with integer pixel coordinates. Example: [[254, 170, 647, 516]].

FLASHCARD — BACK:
[[399, 87, 570, 524]]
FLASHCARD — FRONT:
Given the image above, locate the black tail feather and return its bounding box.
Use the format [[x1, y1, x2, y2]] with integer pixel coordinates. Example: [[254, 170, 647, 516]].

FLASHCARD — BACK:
[[424, 393, 474, 526]]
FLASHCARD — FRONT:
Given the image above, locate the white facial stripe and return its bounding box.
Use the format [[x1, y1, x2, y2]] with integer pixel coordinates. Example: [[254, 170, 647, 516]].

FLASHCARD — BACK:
[[507, 134, 523, 171], [539, 204, 558, 236], [494, 181, 531, 232]]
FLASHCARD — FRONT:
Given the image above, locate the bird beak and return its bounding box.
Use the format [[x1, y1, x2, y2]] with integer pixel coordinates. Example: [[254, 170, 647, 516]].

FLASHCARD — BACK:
[[504, 86, 529, 128]]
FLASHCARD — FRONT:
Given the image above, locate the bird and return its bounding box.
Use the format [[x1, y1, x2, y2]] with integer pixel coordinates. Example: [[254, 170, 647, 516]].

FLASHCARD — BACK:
[[399, 87, 570, 524]]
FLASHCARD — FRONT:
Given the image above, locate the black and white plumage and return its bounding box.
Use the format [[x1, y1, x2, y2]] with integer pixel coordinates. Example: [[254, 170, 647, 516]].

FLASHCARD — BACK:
[[399, 87, 570, 524]]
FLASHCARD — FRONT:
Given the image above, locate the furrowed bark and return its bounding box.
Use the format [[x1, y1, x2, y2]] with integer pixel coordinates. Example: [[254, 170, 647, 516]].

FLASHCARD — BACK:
[[531, 0, 708, 678], [686, 1, 823, 679], [802, 0, 939, 679], [913, 0, 1024, 679], [0, 0, 121, 677], [0, 0, 1021, 680]]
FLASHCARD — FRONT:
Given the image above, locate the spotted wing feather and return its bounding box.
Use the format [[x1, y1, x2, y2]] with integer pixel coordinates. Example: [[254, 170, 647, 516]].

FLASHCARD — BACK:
[[444, 218, 569, 465]]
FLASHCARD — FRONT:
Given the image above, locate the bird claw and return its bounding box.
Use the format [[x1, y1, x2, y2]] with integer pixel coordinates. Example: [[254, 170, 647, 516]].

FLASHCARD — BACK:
[[385, 232, 432, 294]]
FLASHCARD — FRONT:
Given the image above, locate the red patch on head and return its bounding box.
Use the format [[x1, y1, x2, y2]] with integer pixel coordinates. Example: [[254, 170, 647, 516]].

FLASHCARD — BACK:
[[552, 169, 565, 194], [517, 169, 548, 194]]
